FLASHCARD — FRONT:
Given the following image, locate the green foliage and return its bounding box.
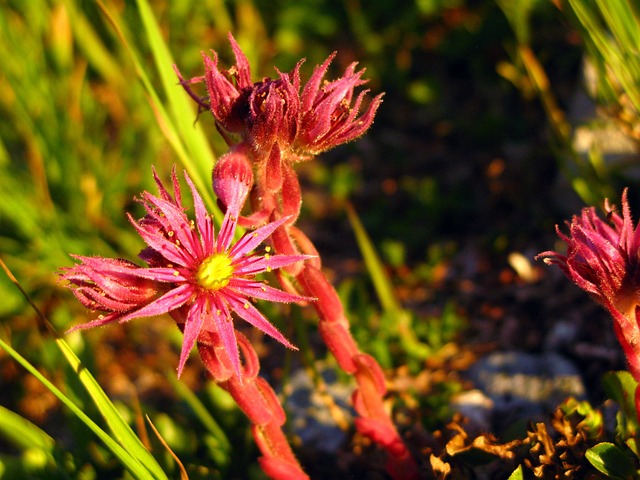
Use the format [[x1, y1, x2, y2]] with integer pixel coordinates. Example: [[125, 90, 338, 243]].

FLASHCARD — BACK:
[[586, 443, 638, 480], [507, 465, 525, 480], [566, 0, 640, 121], [559, 397, 605, 440], [0, 336, 167, 480], [603, 371, 640, 455], [585, 442, 638, 479], [498, 0, 640, 205], [345, 202, 467, 371]]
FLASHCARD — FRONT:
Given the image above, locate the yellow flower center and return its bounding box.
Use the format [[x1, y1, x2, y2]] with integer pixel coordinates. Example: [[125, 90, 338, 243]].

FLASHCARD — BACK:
[[196, 253, 234, 291]]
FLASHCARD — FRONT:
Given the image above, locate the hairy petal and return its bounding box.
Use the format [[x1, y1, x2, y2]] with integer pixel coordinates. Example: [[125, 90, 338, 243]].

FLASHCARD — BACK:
[[177, 296, 207, 378], [225, 291, 296, 350], [211, 295, 242, 378], [227, 278, 311, 303], [230, 216, 291, 258], [66, 312, 122, 333], [184, 171, 215, 257], [234, 253, 312, 276], [118, 284, 194, 323]]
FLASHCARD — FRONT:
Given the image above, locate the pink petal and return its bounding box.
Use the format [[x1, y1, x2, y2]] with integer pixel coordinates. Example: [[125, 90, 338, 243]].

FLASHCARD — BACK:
[[301, 52, 336, 113], [227, 33, 252, 89], [66, 312, 121, 333], [211, 295, 242, 378], [225, 291, 296, 350], [129, 214, 191, 267], [216, 210, 238, 253], [227, 278, 312, 303], [234, 253, 312, 275], [152, 166, 175, 204], [177, 296, 206, 378], [229, 216, 291, 258], [140, 193, 202, 259], [129, 267, 187, 283], [118, 283, 194, 323], [183, 171, 215, 256]]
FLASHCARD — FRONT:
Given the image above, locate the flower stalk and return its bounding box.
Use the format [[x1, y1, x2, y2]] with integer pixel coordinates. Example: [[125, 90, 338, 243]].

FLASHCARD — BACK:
[[178, 33, 418, 479], [61, 166, 311, 479], [197, 329, 309, 479]]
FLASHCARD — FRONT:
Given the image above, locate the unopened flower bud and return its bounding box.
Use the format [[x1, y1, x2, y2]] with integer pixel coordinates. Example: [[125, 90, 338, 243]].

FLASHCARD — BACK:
[[213, 145, 254, 217]]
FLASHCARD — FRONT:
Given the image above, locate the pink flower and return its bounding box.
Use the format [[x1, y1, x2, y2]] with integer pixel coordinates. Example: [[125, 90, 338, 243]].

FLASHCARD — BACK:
[[175, 33, 383, 162], [295, 52, 383, 156], [61, 167, 310, 378], [537, 188, 640, 381]]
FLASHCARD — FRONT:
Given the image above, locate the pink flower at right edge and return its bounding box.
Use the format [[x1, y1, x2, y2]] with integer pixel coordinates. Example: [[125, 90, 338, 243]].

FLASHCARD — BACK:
[[61, 165, 312, 379], [537, 188, 640, 414]]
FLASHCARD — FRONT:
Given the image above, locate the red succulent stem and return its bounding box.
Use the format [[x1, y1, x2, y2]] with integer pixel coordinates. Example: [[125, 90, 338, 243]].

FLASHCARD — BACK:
[[295, 262, 419, 480], [197, 330, 309, 480], [266, 214, 418, 478]]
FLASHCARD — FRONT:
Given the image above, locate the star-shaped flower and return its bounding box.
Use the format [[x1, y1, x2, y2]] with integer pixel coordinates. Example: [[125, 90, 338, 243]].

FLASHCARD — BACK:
[[61, 167, 310, 378]]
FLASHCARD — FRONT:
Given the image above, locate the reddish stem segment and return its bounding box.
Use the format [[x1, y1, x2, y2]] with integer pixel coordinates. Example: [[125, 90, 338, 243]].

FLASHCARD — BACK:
[[198, 330, 309, 480], [296, 262, 419, 479], [249, 171, 419, 479]]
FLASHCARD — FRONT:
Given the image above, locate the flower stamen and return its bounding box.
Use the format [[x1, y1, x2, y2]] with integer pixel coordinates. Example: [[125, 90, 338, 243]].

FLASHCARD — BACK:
[[197, 253, 234, 290]]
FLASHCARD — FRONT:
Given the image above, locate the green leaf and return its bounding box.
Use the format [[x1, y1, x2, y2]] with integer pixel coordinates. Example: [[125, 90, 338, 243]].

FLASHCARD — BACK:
[[346, 202, 432, 361], [507, 465, 525, 480], [0, 259, 167, 479], [96, 0, 217, 212], [167, 374, 232, 469], [0, 337, 166, 480], [345, 202, 399, 313], [585, 442, 635, 479], [56, 333, 169, 480], [135, 0, 217, 191], [602, 371, 640, 446], [559, 397, 604, 440], [0, 405, 54, 452]]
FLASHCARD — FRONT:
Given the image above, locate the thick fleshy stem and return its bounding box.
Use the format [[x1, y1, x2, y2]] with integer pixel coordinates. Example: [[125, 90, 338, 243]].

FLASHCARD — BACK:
[[295, 261, 419, 479], [238, 151, 419, 478], [197, 330, 309, 480]]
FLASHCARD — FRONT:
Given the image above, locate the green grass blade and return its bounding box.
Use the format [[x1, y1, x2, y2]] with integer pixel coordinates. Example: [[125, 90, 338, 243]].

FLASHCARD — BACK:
[[0, 259, 168, 480], [136, 0, 216, 185], [0, 405, 55, 452], [345, 202, 400, 313], [568, 0, 640, 112], [0, 337, 162, 480], [167, 374, 231, 453], [55, 334, 169, 480], [61, 0, 124, 87], [96, 0, 215, 210], [345, 203, 432, 360]]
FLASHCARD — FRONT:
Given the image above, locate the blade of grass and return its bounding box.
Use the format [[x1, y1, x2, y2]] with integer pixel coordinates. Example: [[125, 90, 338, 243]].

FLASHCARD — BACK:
[[60, 0, 124, 87], [96, 0, 215, 211], [136, 0, 216, 183], [568, 0, 640, 112], [345, 203, 431, 359], [0, 337, 161, 480], [166, 374, 231, 453], [0, 405, 55, 452], [0, 258, 168, 480], [345, 202, 399, 313]]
